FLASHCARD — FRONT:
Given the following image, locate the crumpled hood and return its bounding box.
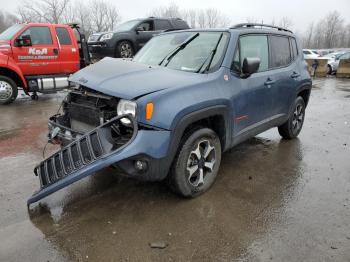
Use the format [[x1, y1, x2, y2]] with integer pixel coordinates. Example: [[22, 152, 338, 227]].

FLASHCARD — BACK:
[[69, 57, 206, 99]]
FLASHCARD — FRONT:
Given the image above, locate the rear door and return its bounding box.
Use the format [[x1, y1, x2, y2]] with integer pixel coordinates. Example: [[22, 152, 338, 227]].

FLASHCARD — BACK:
[[231, 34, 274, 135], [268, 35, 297, 116], [11, 25, 60, 75], [135, 20, 158, 50], [55, 26, 80, 74]]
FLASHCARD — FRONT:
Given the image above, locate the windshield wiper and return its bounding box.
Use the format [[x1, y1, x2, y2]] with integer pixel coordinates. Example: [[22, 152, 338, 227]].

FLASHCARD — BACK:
[[158, 32, 200, 67], [196, 33, 224, 73]]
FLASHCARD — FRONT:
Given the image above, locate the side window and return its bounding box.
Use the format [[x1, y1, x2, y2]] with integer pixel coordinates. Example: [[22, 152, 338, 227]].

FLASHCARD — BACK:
[[269, 36, 291, 68], [138, 21, 154, 31], [290, 38, 298, 60], [155, 20, 172, 30], [19, 26, 52, 45], [56, 27, 72, 45], [239, 35, 269, 72]]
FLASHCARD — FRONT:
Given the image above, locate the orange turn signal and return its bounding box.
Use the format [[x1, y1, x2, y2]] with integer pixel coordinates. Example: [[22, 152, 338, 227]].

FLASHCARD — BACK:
[[146, 102, 154, 120]]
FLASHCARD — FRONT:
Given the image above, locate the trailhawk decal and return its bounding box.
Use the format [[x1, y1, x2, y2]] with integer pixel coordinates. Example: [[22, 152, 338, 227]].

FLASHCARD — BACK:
[[18, 48, 58, 60]]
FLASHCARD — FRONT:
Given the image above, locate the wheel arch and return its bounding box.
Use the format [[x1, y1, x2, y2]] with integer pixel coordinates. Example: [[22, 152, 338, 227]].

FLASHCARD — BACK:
[[0, 66, 26, 90], [297, 84, 311, 107], [167, 105, 231, 164]]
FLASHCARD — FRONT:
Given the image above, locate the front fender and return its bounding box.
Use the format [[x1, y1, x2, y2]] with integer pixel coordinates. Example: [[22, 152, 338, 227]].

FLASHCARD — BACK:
[[0, 53, 27, 88]]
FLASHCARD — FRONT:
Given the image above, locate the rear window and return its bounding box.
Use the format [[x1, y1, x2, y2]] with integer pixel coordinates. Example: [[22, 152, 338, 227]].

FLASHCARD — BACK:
[[56, 27, 71, 45], [172, 19, 189, 29], [303, 50, 311, 54], [155, 20, 172, 30], [290, 38, 298, 60], [269, 36, 291, 68]]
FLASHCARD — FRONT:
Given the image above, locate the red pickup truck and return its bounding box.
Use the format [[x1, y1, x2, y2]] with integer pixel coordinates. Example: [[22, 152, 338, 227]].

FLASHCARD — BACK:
[[0, 23, 90, 104]]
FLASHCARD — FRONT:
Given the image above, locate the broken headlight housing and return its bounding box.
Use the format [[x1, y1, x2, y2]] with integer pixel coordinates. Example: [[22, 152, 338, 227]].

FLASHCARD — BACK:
[[117, 99, 137, 125]]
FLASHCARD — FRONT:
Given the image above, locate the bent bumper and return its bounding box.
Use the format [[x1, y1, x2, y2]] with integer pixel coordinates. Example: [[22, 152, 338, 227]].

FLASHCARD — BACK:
[[28, 115, 171, 206]]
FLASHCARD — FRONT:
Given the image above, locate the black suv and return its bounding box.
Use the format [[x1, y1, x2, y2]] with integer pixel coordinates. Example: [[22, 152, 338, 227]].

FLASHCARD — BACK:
[[88, 17, 190, 59]]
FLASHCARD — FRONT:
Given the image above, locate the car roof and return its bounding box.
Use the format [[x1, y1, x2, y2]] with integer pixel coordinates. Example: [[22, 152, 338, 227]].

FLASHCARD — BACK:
[[161, 27, 295, 37]]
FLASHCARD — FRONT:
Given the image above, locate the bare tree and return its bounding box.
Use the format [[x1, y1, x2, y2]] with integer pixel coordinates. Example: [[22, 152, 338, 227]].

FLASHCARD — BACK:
[[302, 22, 314, 48], [0, 11, 19, 33], [279, 17, 293, 30], [18, 0, 70, 24], [149, 3, 181, 18], [323, 11, 344, 48], [89, 0, 120, 32]]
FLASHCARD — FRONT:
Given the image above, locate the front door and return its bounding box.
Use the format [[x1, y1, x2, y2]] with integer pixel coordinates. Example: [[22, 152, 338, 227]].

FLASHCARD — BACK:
[[11, 25, 60, 75], [231, 34, 273, 136]]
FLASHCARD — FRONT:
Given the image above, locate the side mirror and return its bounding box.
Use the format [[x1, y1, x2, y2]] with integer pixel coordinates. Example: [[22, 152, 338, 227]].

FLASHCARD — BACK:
[[136, 26, 144, 33], [242, 57, 260, 77], [15, 35, 32, 47]]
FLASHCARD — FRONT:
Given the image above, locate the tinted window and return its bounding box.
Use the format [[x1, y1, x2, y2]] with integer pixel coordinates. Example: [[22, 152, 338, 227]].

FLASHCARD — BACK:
[[172, 20, 189, 29], [138, 21, 154, 31], [239, 35, 269, 72], [303, 50, 311, 55], [19, 26, 52, 45], [56, 27, 71, 45], [270, 36, 291, 68], [290, 38, 298, 60], [155, 20, 172, 30]]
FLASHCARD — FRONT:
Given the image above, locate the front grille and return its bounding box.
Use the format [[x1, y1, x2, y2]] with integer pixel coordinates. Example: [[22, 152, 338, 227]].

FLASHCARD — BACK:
[[35, 116, 135, 188]]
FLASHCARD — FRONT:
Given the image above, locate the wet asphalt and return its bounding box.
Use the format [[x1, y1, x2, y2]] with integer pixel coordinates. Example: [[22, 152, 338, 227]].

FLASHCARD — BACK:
[[0, 78, 349, 262]]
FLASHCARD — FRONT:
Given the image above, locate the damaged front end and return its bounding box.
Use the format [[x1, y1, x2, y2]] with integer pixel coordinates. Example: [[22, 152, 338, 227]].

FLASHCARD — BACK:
[[28, 87, 138, 206], [28, 114, 137, 207], [28, 87, 172, 207]]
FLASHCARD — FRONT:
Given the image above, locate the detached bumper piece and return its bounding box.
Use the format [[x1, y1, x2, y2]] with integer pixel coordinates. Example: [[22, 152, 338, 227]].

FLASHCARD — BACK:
[[28, 115, 137, 207]]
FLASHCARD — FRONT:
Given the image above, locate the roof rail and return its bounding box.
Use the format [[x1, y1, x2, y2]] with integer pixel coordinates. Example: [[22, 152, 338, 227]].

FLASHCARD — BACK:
[[231, 23, 293, 33]]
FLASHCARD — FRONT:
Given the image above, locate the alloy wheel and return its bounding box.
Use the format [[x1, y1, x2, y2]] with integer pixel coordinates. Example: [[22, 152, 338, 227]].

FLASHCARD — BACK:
[[186, 139, 216, 187], [292, 104, 304, 133], [0, 81, 13, 101], [120, 43, 133, 58]]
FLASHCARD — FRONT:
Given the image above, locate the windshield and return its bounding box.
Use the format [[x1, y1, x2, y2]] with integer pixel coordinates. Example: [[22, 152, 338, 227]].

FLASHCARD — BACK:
[[133, 32, 229, 73], [114, 20, 140, 31], [0, 24, 24, 41]]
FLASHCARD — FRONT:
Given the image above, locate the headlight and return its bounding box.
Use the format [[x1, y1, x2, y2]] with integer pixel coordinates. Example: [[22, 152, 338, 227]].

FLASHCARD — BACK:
[[100, 33, 113, 41], [117, 99, 137, 125]]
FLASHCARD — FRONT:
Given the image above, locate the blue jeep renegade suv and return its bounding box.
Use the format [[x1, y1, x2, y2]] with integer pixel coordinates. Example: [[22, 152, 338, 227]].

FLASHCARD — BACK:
[[28, 23, 312, 206]]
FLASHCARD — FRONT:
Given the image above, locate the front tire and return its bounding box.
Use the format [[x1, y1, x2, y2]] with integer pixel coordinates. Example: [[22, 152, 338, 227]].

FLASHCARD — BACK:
[[115, 41, 134, 58], [0, 76, 18, 105], [168, 128, 222, 197], [278, 96, 306, 139]]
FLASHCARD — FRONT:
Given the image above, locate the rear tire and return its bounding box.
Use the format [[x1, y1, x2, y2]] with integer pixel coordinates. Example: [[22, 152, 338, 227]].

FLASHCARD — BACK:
[[0, 76, 18, 105], [278, 96, 305, 139], [168, 128, 222, 198], [115, 41, 134, 58]]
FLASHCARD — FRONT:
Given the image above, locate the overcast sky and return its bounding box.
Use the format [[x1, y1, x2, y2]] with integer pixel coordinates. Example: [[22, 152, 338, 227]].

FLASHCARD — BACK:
[[4, 0, 350, 33]]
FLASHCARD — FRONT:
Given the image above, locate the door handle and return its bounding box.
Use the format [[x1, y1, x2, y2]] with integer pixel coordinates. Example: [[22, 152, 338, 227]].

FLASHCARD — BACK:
[[264, 78, 276, 86], [291, 72, 300, 78], [53, 48, 59, 55]]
